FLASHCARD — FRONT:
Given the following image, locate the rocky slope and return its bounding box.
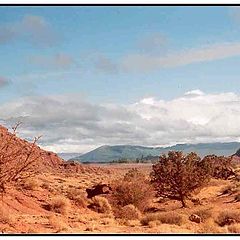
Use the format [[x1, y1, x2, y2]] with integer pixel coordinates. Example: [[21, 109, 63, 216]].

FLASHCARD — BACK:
[[0, 125, 63, 172]]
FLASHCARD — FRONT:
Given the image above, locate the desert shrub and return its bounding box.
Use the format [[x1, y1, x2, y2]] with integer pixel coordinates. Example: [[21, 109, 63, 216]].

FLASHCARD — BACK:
[[141, 212, 184, 226], [148, 220, 161, 228], [197, 218, 224, 233], [66, 188, 82, 200], [115, 204, 142, 220], [74, 195, 88, 208], [50, 196, 70, 215], [66, 188, 88, 208], [0, 206, 13, 224], [89, 196, 112, 214], [228, 224, 240, 233], [48, 215, 68, 232], [23, 178, 40, 190], [123, 168, 145, 181], [151, 151, 210, 207], [193, 208, 213, 222], [110, 169, 154, 212], [201, 155, 234, 180], [216, 210, 240, 227]]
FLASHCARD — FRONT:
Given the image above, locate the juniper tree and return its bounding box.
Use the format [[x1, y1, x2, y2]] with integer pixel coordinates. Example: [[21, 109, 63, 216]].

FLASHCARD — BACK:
[[150, 151, 210, 207]]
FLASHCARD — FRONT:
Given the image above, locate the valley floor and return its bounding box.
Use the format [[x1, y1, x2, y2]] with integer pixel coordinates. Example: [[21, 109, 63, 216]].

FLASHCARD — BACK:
[[0, 163, 240, 234]]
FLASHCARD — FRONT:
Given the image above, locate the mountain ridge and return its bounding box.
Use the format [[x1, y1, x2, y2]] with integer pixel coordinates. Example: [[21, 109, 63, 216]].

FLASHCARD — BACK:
[[71, 142, 240, 163]]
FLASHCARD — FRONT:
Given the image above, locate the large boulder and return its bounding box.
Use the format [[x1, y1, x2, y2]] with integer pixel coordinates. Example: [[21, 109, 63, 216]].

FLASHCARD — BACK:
[[86, 183, 112, 199]]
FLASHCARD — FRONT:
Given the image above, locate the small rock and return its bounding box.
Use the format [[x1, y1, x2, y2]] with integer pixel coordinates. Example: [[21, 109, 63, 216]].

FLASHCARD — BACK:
[[223, 218, 236, 226], [85, 226, 94, 231], [189, 214, 201, 223], [191, 198, 202, 205]]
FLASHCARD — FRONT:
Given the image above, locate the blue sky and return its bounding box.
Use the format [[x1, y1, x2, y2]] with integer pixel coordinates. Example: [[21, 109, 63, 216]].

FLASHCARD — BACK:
[[1, 7, 240, 103], [1, 6, 240, 152]]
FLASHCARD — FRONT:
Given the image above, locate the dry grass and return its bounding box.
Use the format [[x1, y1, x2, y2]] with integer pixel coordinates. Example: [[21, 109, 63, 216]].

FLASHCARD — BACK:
[[192, 207, 213, 222], [23, 178, 40, 190], [220, 183, 240, 195], [66, 188, 82, 200], [74, 195, 88, 208], [227, 224, 240, 233], [141, 212, 184, 226], [148, 220, 161, 228], [27, 227, 39, 233], [0, 206, 14, 225], [110, 170, 154, 212], [89, 196, 112, 214], [119, 219, 140, 227], [115, 204, 142, 220], [100, 217, 115, 225], [50, 196, 70, 215], [216, 210, 240, 227], [198, 218, 225, 233], [85, 225, 96, 232], [1, 163, 239, 234], [66, 188, 88, 208], [48, 215, 68, 232]]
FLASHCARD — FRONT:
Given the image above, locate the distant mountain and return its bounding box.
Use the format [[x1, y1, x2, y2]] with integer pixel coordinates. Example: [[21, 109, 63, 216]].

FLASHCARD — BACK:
[[71, 142, 240, 163], [235, 148, 240, 157], [58, 153, 82, 161]]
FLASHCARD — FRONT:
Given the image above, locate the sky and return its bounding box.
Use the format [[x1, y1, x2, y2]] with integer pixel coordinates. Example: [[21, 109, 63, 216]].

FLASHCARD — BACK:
[[1, 6, 240, 153]]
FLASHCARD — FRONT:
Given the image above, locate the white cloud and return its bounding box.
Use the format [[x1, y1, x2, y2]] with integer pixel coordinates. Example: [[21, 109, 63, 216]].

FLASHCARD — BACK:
[[137, 33, 168, 54], [0, 15, 56, 47], [94, 54, 119, 74], [184, 89, 204, 96], [29, 53, 75, 69], [121, 42, 240, 72], [1, 90, 240, 153]]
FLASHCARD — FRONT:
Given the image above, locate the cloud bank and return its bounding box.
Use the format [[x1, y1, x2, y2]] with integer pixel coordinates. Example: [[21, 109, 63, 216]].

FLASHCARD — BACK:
[[94, 41, 240, 74], [0, 90, 240, 153], [121, 42, 240, 72]]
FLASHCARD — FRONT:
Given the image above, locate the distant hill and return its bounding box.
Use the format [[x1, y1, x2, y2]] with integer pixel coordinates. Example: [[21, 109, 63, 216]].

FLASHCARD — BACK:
[[235, 148, 240, 157], [71, 142, 240, 163], [58, 153, 82, 161]]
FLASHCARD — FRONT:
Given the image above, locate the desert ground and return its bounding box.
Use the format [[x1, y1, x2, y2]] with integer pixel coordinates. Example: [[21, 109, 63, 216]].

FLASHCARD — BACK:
[[1, 162, 240, 234]]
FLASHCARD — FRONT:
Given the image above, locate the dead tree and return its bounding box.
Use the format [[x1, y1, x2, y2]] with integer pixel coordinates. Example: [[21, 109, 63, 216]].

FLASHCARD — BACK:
[[0, 123, 41, 195]]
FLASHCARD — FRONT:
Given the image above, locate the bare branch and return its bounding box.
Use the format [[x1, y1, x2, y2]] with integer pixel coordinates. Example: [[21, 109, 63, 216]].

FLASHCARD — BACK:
[[0, 123, 41, 193]]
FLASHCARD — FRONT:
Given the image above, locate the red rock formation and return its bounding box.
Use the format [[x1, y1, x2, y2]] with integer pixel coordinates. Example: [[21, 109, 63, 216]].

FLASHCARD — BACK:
[[0, 124, 110, 176], [0, 124, 64, 172]]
